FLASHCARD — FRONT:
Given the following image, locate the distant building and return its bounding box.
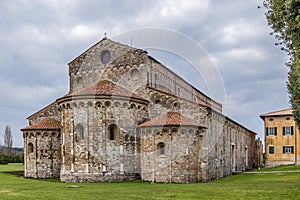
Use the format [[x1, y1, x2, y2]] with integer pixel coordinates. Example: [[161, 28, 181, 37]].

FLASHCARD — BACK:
[[260, 108, 300, 167], [21, 38, 262, 183]]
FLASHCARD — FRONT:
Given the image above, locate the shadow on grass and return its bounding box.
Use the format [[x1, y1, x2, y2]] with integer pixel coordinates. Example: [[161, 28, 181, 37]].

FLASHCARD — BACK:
[[4, 170, 24, 177]]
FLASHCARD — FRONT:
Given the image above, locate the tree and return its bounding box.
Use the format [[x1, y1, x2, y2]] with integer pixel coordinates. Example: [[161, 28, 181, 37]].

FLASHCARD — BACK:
[[0, 137, 2, 154], [4, 125, 13, 156], [263, 1, 300, 127]]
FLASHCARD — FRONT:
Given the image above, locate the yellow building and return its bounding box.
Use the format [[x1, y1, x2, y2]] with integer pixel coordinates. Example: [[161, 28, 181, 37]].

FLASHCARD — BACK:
[[260, 108, 300, 167]]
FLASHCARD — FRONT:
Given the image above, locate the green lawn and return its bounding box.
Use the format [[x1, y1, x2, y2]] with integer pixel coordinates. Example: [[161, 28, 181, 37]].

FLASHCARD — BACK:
[[1, 164, 300, 200]]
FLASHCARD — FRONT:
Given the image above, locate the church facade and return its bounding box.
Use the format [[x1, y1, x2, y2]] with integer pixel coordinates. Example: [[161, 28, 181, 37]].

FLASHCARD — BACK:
[[21, 37, 262, 183]]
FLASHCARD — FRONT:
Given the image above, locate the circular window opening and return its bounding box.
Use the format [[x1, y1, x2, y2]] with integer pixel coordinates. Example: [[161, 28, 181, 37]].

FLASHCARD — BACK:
[[130, 68, 141, 80], [101, 50, 111, 64], [105, 101, 111, 107], [269, 118, 274, 122]]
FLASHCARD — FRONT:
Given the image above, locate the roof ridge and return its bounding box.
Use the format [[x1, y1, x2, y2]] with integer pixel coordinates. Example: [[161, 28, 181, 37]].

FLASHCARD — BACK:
[[66, 79, 147, 101], [21, 118, 61, 131], [260, 108, 293, 118]]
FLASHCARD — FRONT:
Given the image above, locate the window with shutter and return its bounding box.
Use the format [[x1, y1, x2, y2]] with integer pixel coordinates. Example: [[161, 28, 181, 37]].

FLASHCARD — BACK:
[[266, 127, 276, 136], [283, 146, 294, 154]]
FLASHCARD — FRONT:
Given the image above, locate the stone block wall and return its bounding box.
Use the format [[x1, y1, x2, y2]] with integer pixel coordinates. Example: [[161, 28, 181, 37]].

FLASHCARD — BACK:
[[23, 131, 61, 178], [140, 126, 205, 183], [58, 97, 148, 182]]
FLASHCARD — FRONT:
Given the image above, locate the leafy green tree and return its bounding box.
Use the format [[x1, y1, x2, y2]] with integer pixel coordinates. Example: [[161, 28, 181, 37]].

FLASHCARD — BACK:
[[263, 0, 300, 126]]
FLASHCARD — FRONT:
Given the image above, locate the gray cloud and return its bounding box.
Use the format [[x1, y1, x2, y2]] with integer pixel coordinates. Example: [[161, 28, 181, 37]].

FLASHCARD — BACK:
[[0, 0, 289, 147]]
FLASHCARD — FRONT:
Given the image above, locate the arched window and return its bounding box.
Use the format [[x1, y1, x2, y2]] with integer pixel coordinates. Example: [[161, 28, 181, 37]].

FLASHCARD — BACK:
[[75, 124, 84, 142], [28, 142, 34, 154], [108, 124, 118, 141], [157, 142, 166, 155]]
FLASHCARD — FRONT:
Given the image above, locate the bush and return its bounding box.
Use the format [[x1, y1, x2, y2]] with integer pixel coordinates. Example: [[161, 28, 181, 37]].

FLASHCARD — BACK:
[[0, 154, 9, 165], [0, 154, 24, 164]]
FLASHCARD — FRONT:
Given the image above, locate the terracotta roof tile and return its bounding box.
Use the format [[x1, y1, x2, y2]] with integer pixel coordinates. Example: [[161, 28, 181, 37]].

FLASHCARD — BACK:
[[139, 112, 204, 127], [21, 118, 61, 131], [67, 80, 146, 100], [260, 108, 293, 119]]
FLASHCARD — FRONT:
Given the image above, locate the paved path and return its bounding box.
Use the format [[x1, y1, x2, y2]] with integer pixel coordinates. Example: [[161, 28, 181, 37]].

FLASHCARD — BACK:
[[243, 170, 300, 174]]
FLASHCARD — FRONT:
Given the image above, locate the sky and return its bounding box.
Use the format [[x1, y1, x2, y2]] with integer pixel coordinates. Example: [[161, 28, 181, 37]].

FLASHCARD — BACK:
[[0, 0, 290, 147]]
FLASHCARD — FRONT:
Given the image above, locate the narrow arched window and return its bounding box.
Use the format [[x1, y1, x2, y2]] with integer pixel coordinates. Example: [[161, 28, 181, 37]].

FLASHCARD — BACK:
[[108, 124, 118, 141], [28, 142, 34, 154], [75, 124, 84, 142], [157, 142, 166, 155]]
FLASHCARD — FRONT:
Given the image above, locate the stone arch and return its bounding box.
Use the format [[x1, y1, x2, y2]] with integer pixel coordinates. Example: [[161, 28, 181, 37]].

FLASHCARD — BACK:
[[79, 102, 85, 108], [107, 124, 118, 141], [130, 103, 136, 109], [87, 101, 93, 107], [72, 102, 78, 108], [95, 101, 102, 108], [189, 129, 194, 134], [104, 101, 111, 107], [157, 142, 166, 155], [28, 142, 34, 154], [154, 129, 160, 135], [154, 99, 161, 104], [75, 124, 84, 142], [122, 102, 128, 108], [124, 134, 129, 141], [113, 102, 121, 108]]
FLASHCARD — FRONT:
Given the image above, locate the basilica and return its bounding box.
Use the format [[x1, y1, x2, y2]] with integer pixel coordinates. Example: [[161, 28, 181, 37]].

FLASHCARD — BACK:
[[21, 37, 262, 183]]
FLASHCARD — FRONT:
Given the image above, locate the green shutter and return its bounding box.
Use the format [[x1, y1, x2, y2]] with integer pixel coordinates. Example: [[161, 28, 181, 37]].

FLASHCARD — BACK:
[[266, 127, 269, 136], [292, 146, 294, 154], [282, 126, 285, 135], [291, 126, 294, 135], [274, 127, 277, 136]]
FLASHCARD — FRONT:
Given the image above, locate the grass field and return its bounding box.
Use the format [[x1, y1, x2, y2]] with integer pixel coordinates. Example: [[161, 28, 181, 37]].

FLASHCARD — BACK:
[[1, 164, 300, 199]]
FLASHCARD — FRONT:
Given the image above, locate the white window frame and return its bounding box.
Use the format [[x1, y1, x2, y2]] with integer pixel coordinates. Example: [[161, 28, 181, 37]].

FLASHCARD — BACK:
[[284, 126, 292, 135], [283, 146, 293, 154], [268, 127, 275, 136]]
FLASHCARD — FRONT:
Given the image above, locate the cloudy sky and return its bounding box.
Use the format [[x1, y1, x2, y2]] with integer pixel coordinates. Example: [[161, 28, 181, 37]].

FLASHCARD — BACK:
[[0, 0, 289, 147]]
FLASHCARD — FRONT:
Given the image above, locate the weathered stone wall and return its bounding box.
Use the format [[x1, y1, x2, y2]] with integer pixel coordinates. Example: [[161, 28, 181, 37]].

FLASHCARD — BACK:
[[58, 97, 148, 182], [27, 102, 60, 125], [22, 38, 262, 183], [199, 110, 258, 181], [69, 39, 137, 92], [140, 126, 205, 183], [23, 131, 61, 178]]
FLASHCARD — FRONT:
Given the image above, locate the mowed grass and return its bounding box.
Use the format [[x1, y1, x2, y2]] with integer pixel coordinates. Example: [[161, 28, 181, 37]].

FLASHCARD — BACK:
[[1, 164, 300, 200]]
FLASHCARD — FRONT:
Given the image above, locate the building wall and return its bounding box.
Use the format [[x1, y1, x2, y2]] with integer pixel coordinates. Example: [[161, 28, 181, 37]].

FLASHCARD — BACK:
[[139, 110, 259, 183], [23, 131, 61, 178], [22, 38, 261, 183], [140, 126, 205, 183], [58, 97, 148, 182], [27, 102, 60, 125], [263, 115, 299, 167], [200, 110, 258, 182]]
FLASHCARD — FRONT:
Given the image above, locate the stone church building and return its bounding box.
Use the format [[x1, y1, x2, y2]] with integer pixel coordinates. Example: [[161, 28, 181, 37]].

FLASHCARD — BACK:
[[21, 37, 262, 183]]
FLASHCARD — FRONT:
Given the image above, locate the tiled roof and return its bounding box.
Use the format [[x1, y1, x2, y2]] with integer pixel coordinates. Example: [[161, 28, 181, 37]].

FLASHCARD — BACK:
[[67, 80, 146, 100], [260, 108, 293, 119], [139, 112, 204, 127], [21, 118, 61, 131]]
